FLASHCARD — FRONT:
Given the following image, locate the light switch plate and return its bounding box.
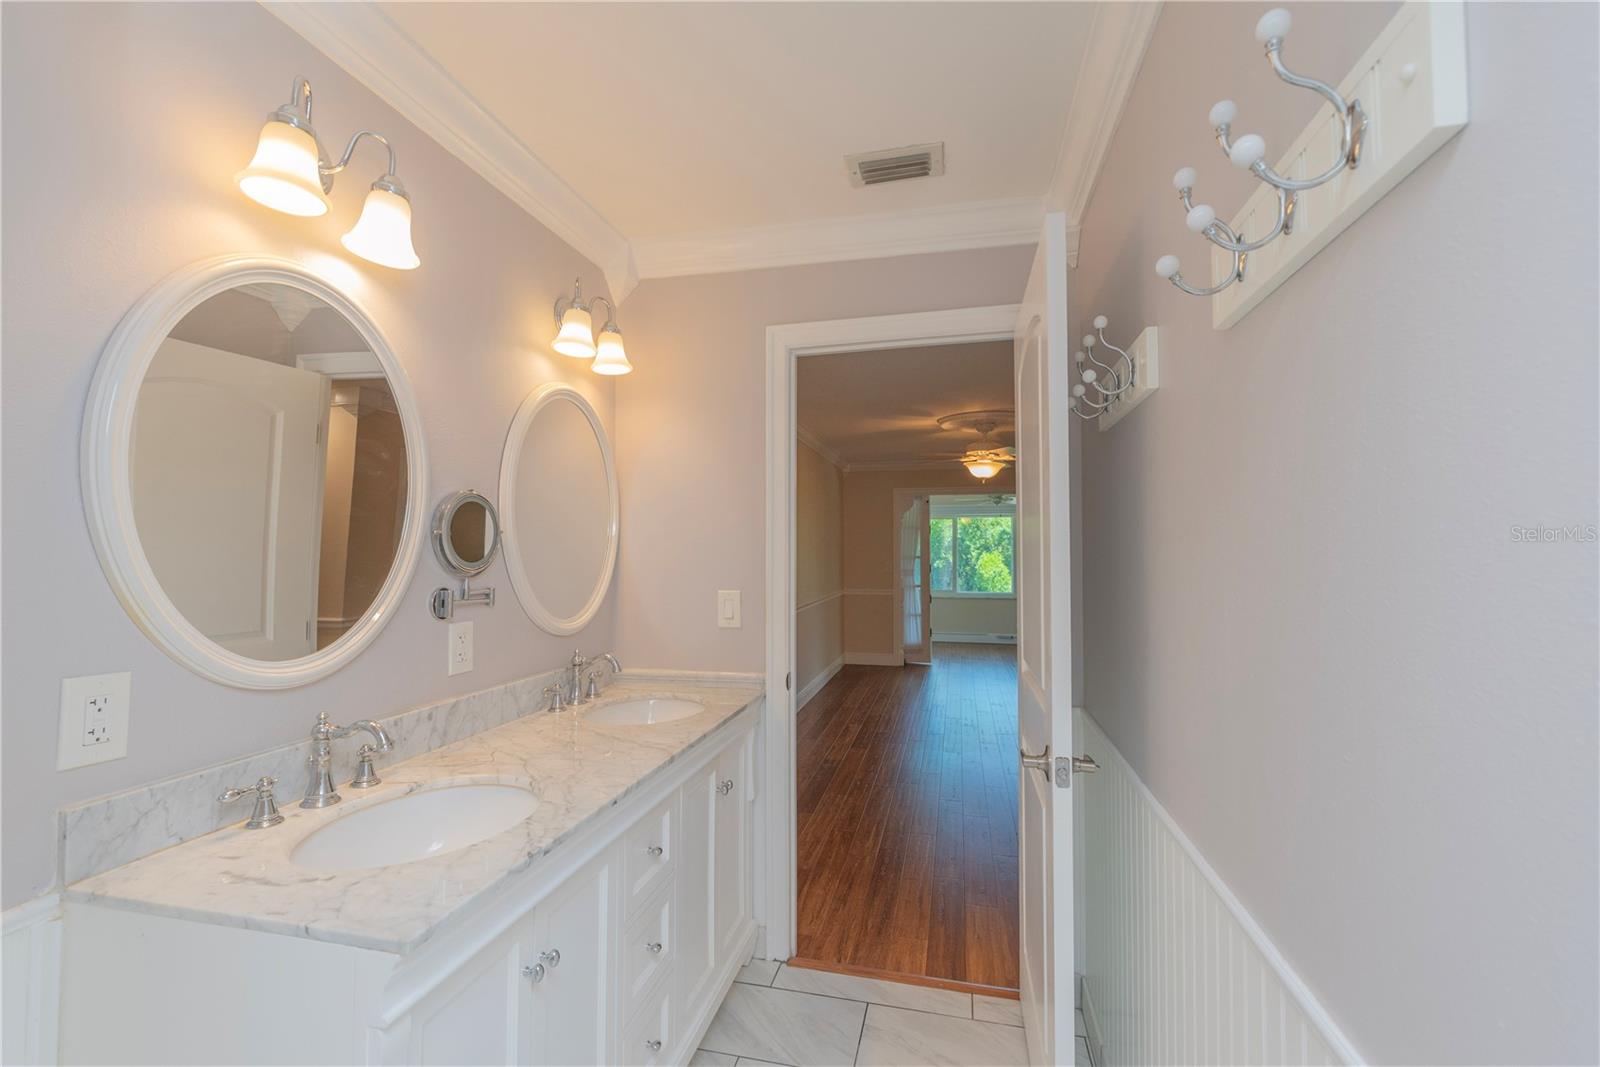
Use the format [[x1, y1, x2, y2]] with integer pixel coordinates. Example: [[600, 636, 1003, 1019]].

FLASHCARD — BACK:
[[717, 590, 742, 629], [57, 672, 131, 770], [448, 621, 474, 676]]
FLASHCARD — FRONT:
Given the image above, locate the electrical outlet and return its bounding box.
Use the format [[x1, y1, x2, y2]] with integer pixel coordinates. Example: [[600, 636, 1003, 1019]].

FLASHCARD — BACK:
[[57, 672, 131, 770], [448, 621, 474, 676], [717, 590, 742, 629]]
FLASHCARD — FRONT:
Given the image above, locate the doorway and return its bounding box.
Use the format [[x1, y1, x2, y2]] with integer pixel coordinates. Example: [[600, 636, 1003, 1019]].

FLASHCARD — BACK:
[[770, 308, 1022, 993]]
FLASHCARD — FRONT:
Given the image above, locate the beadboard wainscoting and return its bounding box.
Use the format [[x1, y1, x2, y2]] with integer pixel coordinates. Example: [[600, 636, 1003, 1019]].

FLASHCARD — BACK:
[[1076, 710, 1362, 1066], [1, 894, 61, 1066]]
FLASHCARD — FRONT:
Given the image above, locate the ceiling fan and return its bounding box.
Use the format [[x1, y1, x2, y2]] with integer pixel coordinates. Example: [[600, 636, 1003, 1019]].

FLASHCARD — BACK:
[[936, 410, 1016, 482]]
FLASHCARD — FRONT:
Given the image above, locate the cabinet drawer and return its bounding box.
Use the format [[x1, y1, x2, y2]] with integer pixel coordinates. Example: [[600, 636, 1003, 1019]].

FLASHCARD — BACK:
[[619, 971, 673, 1067], [622, 793, 675, 917], [620, 882, 674, 1014]]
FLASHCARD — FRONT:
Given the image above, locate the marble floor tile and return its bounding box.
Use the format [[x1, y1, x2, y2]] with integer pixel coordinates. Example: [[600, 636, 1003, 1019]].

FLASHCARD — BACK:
[[855, 1004, 1030, 1067], [691, 1051, 739, 1066], [735, 1059, 792, 1067], [773, 966, 971, 1019], [737, 957, 782, 986], [972, 994, 1023, 1027], [701, 983, 866, 1066]]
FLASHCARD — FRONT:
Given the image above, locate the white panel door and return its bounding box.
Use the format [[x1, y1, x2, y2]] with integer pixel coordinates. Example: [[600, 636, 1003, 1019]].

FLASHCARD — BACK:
[[1014, 213, 1077, 1066], [404, 923, 533, 1066], [131, 338, 328, 659], [898, 494, 932, 664], [711, 732, 753, 961]]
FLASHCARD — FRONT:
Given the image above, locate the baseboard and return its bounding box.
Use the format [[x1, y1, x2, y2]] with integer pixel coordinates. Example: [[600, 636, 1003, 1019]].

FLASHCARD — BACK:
[[842, 651, 904, 667], [796, 656, 844, 711], [1076, 710, 1363, 1065], [2, 894, 62, 1067], [932, 632, 1017, 645]]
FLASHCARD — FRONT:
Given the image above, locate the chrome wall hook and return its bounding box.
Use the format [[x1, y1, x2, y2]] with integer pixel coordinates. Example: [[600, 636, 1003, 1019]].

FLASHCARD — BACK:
[[1155, 7, 1365, 296], [1070, 316, 1135, 421]]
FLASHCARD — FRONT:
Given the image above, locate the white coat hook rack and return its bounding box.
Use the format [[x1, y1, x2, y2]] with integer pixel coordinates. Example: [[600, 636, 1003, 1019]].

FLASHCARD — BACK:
[[1071, 318, 1159, 431], [1155, 8, 1365, 297]]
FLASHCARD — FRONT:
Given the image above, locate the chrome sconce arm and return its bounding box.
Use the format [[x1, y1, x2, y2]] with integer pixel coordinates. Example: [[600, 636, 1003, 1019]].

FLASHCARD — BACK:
[[1155, 8, 1366, 297]]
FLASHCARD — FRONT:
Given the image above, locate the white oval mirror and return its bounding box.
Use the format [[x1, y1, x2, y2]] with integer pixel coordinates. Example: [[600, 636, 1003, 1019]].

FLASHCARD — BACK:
[[499, 383, 618, 635], [82, 255, 428, 688]]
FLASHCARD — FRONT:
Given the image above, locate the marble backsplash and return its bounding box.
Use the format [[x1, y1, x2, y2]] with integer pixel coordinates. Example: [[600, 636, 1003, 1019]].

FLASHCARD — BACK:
[[58, 666, 587, 886]]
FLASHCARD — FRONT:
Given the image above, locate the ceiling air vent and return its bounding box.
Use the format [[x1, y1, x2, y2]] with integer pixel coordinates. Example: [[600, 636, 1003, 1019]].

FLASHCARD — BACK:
[[845, 142, 945, 187]]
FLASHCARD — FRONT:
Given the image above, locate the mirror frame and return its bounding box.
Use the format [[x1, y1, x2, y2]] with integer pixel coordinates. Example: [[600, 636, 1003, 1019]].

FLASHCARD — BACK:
[[498, 382, 618, 636], [81, 254, 430, 689], [432, 490, 501, 578]]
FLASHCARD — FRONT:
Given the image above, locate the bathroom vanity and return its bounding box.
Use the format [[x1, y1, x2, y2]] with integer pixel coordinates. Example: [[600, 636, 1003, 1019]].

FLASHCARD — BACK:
[[58, 682, 761, 1065]]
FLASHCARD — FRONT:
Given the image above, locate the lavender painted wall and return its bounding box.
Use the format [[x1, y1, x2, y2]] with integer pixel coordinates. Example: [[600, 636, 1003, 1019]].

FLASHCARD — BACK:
[[1071, 4, 1598, 1062], [1, 3, 620, 906], [611, 245, 1034, 672]]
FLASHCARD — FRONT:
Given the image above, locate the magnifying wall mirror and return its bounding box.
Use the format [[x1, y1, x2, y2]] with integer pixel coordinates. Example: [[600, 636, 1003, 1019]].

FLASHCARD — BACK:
[[429, 491, 500, 621], [82, 255, 428, 689], [499, 383, 618, 635]]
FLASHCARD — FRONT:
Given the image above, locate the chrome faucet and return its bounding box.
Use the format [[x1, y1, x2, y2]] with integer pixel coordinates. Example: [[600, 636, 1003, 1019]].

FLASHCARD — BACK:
[[584, 653, 623, 700], [302, 712, 393, 808], [565, 650, 622, 705]]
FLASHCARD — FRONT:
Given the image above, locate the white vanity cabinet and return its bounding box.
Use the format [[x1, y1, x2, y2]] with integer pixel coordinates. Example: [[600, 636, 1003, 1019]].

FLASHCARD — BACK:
[[60, 706, 759, 1067]]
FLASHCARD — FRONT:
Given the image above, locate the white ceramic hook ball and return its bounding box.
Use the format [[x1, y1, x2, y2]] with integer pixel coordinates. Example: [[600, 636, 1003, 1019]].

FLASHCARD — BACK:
[[1074, 350, 1086, 364], [1072, 384, 1087, 398], [1093, 315, 1108, 330], [1228, 134, 1266, 169], [1186, 204, 1217, 232], [1081, 368, 1098, 384], [1082, 334, 1097, 348], [1172, 166, 1196, 191], [1208, 99, 1237, 128], [1155, 254, 1181, 279], [1255, 8, 1291, 43]]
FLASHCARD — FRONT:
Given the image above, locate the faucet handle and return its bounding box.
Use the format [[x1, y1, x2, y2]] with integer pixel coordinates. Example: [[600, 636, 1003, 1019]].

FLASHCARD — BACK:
[[543, 684, 567, 712], [219, 777, 284, 830], [349, 745, 382, 789]]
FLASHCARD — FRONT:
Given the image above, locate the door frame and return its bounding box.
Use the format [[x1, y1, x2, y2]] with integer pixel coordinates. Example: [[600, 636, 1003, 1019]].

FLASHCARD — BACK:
[[762, 304, 1020, 960]]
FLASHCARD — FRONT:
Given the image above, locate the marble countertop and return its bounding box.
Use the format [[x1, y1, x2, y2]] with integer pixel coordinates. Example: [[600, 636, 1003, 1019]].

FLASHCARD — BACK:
[[64, 681, 761, 954]]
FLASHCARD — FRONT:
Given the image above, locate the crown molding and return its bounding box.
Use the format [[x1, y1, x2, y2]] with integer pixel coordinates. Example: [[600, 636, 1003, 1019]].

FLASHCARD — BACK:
[[262, 1, 638, 301], [1046, 1, 1162, 266], [840, 459, 964, 475], [795, 425, 845, 471], [631, 197, 1044, 281]]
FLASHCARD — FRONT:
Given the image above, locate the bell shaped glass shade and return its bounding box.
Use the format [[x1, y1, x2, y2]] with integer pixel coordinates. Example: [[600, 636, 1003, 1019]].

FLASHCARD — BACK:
[[340, 186, 421, 270], [590, 327, 633, 375], [236, 120, 330, 217], [963, 458, 1003, 481], [553, 304, 597, 358]]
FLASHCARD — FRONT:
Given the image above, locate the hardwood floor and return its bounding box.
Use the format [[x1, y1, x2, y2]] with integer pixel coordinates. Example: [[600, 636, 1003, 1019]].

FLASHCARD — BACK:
[[795, 642, 1020, 991]]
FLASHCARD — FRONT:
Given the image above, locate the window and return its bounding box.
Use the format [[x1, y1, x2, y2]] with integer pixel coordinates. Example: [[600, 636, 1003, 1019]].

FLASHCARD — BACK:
[[929, 501, 1014, 596]]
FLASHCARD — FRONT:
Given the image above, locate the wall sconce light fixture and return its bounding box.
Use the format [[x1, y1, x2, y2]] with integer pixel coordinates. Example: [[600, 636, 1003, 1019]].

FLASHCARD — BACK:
[[236, 76, 420, 270], [553, 278, 632, 375], [1155, 8, 1365, 296]]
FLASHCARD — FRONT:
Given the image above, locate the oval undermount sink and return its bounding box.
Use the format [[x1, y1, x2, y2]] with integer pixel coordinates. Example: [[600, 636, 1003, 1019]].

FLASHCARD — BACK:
[[585, 698, 705, 726], [291, 784, 537, 871]]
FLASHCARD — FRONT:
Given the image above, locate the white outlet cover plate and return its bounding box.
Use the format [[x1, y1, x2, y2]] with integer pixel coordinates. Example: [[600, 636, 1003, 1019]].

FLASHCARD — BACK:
[[448, 621, 475, 676], [57, 671, 131, 770]]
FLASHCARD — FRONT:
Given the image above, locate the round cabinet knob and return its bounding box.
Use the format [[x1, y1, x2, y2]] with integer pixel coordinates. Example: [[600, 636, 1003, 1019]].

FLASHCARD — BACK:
[[645, 1039, 663, 1053], [646, 844, 664, 857], [539, 949, 561, 967], [523, 963, 545, 983], [646, 940, 664, 954], [717, 779, 735, 796]]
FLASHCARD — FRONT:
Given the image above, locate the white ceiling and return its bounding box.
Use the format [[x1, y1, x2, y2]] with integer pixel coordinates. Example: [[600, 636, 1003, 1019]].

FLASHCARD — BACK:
[[796, 341, 1014, 468], [377, 2, 1094, 241]]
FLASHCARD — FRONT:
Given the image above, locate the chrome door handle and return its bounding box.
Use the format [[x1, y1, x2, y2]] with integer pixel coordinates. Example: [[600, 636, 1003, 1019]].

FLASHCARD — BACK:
[[1071, 755, 1100, 774], [1019, 745, 1050, 775]]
